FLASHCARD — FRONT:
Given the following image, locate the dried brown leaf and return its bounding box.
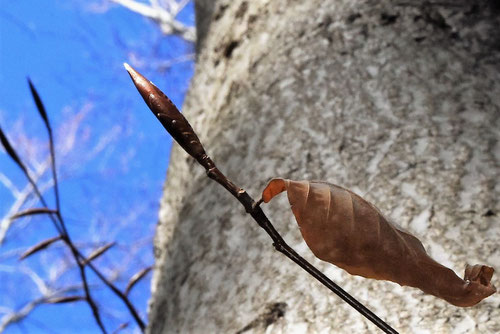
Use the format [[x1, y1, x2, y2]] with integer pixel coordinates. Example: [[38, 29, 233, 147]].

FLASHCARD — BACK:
[[262, 178, 496, 307]]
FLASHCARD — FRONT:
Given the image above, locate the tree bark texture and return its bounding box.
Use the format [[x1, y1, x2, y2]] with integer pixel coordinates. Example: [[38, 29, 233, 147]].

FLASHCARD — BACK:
[[148, 1, 500, 333]]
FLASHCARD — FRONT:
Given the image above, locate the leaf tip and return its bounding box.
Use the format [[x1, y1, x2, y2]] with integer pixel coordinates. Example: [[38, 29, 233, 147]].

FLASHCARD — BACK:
[[262, 178, 287, 203]]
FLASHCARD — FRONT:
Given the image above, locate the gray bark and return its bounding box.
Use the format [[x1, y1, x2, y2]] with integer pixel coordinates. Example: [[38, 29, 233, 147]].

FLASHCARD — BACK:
[[149, 1, 500, 333]]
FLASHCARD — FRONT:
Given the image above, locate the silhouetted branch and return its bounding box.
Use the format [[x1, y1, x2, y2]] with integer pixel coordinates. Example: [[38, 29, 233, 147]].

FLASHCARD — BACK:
[[1, 129, 107, 333], [28, 78, 62, 216], [81, 254, 145, 330], [0, 82, 147, 333]]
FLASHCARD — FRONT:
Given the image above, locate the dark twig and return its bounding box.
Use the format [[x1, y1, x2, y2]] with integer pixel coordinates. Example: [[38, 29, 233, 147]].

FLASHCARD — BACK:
[[10, 208, 58, 220], [0, 126, 63, 235], [27, 79, 145, 332], [28, 79, 63, 228], [28, 79, 59, 209], [19, 235, 62, 261], [124, 63, 399, 334], [45, 295, 86, 304], [82, 242, 116, 266], [1, 81, 147, 333], [0, 126, 107, 333], [81, 253, 145, 330], [125, 266, 153, 295]]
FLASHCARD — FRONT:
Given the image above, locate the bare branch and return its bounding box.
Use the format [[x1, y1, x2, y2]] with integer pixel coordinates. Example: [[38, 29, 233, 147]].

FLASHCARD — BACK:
[[27, 79, 61, 216], [1, 103, 90, 244], [111, 0, 195, 41], [0, 265, 50, 296], [2, 104, 106, 334], [0, 157, 51, 244]]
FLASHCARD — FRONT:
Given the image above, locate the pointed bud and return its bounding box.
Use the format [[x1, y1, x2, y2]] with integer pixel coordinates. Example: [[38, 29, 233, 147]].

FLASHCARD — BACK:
[[124, 63, 208, 164], [19, 236, 62, 260], [10, 208, 58, 220], [46, 295, 86, 304], [82, 242, 115, 265], [27, 78, 51, 132], [125, 266, 152, 295]]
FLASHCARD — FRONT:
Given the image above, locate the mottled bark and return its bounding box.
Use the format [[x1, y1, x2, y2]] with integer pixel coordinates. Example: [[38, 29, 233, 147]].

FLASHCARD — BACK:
[[149, 0, 500, 333]]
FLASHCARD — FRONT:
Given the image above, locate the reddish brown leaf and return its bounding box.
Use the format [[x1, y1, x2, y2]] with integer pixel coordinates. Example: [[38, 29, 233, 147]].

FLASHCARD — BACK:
[[262, 178, 496, 307], [125, 266, 152, 295], [10, 208, 58, 220], [82, 242, 115, 265], [19, 236, 62, 261]]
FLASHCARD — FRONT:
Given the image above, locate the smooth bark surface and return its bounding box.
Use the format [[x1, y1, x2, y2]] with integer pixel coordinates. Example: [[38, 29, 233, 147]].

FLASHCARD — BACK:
[[149, 1, 500, 332]]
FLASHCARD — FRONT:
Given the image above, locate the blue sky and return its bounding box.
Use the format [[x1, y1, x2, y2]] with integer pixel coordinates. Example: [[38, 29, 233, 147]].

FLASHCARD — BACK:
[[0, 1, 194, 332]]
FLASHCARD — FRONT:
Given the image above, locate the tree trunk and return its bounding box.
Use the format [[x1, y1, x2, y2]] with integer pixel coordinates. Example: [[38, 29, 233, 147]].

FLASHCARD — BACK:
[[148, 1, 500, 332]]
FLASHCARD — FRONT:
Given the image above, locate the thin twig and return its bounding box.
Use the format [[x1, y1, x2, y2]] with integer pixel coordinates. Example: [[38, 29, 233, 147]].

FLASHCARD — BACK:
[[0, 284, 85, 332], [124, 63, 399, 334], [0, 127, 63, 235], [28, 79, 64, 232], [79, 250, 145, 330], [28, 80, 145, 332], [2, 92, 106, 332], [1, 83, 148, 333], [1, 131, 107, 333], [0, 162, 50, 244]]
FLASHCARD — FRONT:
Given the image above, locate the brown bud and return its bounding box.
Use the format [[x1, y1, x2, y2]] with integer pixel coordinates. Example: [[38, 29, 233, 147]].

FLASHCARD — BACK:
[[124, 63, 207, 162], [20, 236, 62, 260], [10, 208, 58, 220]]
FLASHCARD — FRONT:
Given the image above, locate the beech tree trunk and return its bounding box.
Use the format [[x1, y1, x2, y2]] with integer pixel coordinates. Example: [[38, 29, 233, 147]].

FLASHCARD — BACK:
[[148, 1, 500, 333]]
